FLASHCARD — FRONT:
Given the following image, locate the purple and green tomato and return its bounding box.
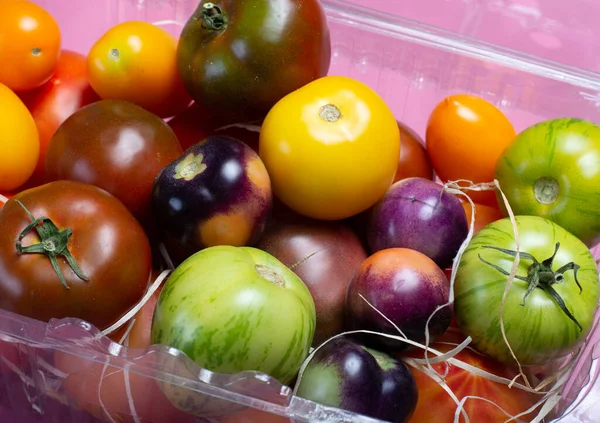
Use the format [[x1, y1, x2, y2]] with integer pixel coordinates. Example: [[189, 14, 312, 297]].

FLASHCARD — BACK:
[[345, 248, 452, 352], [295, 337, 418, 423], [495, 117, 600, 247], [150, 245, 316, 415], [151, 135, 272, 261], [367, 177, 468, 269]]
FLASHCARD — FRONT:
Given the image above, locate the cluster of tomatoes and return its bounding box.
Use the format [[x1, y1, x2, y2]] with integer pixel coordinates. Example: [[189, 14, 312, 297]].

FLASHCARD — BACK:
[[2, 1, 600, 423]]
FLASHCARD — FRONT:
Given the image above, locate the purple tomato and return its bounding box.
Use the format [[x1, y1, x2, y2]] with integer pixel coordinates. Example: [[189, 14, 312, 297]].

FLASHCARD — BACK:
[[367, 177, 468, 269], [151, 135, 272, 262], [345, 248, 452, 352], [295, 336, 418, 423]]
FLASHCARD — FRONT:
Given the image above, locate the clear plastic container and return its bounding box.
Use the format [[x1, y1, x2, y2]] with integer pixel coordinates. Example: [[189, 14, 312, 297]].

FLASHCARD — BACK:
[[3, 0, 600, 422]]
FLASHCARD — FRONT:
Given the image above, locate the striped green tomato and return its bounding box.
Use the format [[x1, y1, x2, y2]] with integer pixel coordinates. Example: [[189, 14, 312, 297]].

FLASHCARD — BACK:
[[454, 215, 599, 366], [495, 117, 600, 247], [151, 245, 316, 383]]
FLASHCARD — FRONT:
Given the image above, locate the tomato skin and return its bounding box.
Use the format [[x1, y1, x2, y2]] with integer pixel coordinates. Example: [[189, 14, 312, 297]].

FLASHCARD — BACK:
[[0, 180, 152, 331], [0, 193, 12, 208], [395, 121, 434, 182], [88, 21, 191, 118], [0, 0, 61, 91], [495, 118, 600, 247], [177, 0, 331, 124], [406, 343, 538, 423], [454, 215, 599, 365], [18, 50, 100, 188], [426, 94, 516, 206], [462, 202, 503, 234], [0, 83, 40, 192], [259, 76, 400, 221], [45, 99, 183, 224]]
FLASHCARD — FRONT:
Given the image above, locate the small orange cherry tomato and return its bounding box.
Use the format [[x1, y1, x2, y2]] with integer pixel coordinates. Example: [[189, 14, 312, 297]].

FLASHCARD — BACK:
[[259, 75, 400, 221], [0, 83, 39, 191], [0, 0, 61, 91], [425, 94, 516, 206], [87, 21, 191, 118], [462, 201, 503, 234]]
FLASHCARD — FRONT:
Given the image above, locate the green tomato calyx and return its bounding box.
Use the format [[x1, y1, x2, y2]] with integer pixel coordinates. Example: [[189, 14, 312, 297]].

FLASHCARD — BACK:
[[14, 200, 89, 290], [478, 242, 583, 331], [201, 2, 228, 31]]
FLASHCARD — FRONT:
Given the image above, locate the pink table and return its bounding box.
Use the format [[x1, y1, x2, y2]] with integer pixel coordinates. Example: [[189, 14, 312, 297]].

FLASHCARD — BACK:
[[343, 0, 600, 73]]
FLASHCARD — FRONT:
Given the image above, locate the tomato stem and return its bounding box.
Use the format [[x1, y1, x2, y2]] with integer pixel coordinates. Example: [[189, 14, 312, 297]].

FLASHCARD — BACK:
[[14, 200, 89, 290], [201, 2, 228, 31], [478, 242, 583, 331]]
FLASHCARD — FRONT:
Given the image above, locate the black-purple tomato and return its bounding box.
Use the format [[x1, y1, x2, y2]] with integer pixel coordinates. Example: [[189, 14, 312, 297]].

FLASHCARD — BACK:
[[176, 0, 331, 125], [367, 177, 468, 269], [295, 337, 418, 423], [151, 135, 272, 261]]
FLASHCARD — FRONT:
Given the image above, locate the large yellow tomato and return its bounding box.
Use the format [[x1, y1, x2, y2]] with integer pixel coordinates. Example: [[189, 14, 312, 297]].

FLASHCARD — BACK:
[[259, 76, 400, 220], [0, 83, 39, 191]]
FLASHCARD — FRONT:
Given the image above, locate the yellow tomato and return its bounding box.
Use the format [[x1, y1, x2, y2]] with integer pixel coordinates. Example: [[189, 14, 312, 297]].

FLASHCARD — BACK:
[[259, 76, 400, 220], [0, 83, 39, 191], [87, 21, 191, 118]]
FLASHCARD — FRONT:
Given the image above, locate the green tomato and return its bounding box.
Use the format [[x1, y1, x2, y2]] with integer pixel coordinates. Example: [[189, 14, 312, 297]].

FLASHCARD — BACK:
[[495, 117, 600, 246], [151, 245, 316, 382], [454, 215, 599, 366]]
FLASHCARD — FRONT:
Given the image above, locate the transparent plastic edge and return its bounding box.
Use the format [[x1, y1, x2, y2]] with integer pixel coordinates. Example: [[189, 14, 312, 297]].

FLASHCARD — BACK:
[[321, 0, 600, 91]]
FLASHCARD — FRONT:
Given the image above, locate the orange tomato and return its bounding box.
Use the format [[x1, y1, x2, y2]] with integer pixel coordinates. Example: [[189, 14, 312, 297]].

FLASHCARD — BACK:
[[0, 0, 61, 91], [406, 343, 538, 423], [0, 83, 39, 191], [462, 201, 503, 234], [395, 120, 434, 182], [87, 21, 191, 118], [18, 50, 100, 188], [425, 94, 516, 206]]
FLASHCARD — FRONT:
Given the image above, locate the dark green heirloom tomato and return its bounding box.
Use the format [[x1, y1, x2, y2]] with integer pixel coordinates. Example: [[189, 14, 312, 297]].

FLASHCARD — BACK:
[[176, 0, 331, 124], [454, 215, 599, 366], [495, 117, 600, 246]]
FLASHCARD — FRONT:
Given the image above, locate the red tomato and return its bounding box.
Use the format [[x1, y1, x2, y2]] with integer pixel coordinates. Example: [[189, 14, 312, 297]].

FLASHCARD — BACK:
[[406, 343, 538, 423], [462, 202, 503, 235], [167, 103, 226, 151], [18, 50, 100, 188], [0, 180, 152, 331], [395, 121, 434, 182], [214, 123, 261, 153], [426, 94, 516, 206], [0, 193, 10, 208]]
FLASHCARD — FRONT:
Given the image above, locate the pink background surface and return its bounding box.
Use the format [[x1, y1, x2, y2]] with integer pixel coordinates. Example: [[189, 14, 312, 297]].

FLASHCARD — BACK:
[[341, 0, 600, 73]]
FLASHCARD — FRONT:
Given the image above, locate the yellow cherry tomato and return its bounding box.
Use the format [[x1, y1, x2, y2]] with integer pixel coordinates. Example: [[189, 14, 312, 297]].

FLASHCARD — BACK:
[[0, 83, 39, 191], [259, 75, 400, 220], [87, 21, 191, 118]]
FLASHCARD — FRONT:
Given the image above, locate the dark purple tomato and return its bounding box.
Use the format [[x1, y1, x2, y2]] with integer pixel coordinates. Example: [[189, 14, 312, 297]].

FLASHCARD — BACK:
[[151, 135, 272, 262], [367, 177, 468, 269], [295, 337, 418, 423], [255, 209, 367, 347], [345, 248, 452, 352]]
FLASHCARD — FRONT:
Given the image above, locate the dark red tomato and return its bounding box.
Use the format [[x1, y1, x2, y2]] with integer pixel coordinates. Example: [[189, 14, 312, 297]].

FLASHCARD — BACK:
[[0, 180, 152, 331], [255, 210, 367, 346], [214, 123, 261, 153], [177, 0, 331, 125], [167, 103, 223, 151], [0, 193, 11, 208], [395, 121, 434, 182], [45, 100, 183, 224], [18, 50, 100, 188]]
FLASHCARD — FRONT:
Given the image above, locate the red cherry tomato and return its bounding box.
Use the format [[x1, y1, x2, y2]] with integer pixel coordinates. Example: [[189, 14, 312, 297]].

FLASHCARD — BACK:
[[18, 50, 100, 188], [394, 121, 434, 182]]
